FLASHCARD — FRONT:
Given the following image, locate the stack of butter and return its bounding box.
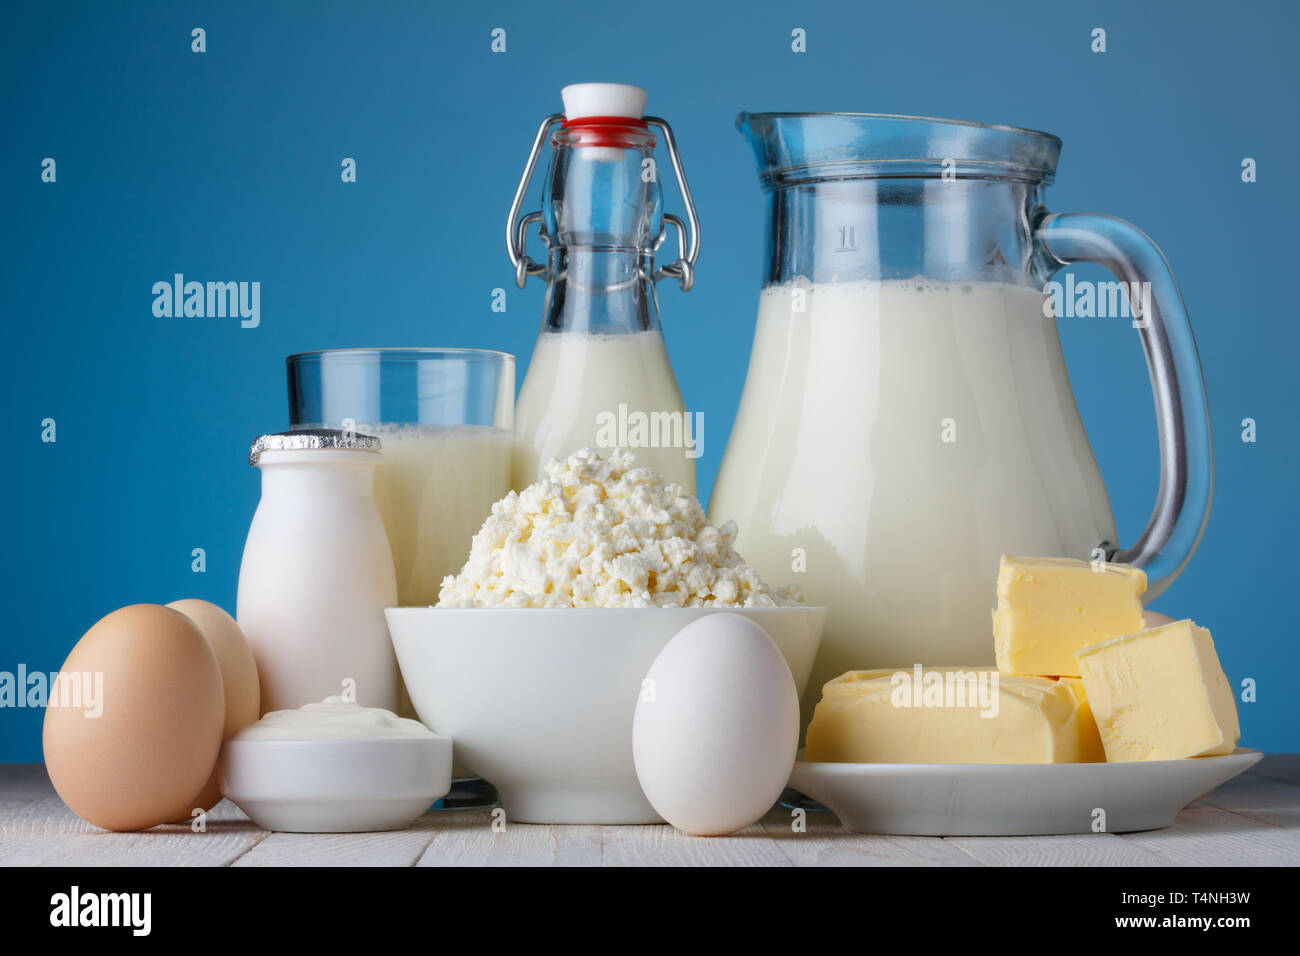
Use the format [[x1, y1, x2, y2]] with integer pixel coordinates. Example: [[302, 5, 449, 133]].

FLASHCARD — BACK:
[[806, 555, 1241, 765]]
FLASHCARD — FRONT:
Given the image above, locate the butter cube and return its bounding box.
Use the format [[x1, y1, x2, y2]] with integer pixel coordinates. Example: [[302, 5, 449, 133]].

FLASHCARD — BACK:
[[1076, 620, 1240, 761], [804, 667, 1104, 765], [1057, 676, 1105, 762], [993, 555, 1146, 677]]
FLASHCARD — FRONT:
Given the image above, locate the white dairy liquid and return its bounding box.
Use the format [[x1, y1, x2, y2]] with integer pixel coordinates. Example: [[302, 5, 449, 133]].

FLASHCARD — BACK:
[[708, 278, 1117, 725], [513, 331, 697, 494], [368, 424, 514, 607]]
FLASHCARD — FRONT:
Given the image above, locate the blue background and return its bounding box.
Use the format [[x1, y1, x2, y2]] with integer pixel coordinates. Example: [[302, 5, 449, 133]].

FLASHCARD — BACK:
[[3, 0, 1296, 760]]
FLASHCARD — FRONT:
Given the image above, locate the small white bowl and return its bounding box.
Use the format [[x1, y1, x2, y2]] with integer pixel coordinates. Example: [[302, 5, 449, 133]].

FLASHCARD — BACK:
[[220, 736, 452, 833], [386, 606, 825, 825]]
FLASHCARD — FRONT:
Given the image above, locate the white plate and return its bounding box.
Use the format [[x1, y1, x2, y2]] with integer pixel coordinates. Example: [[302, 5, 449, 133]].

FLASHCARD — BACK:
[[788, 749, 1262, 836]]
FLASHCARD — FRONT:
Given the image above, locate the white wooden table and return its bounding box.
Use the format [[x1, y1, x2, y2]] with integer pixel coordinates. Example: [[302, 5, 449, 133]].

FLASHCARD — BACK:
[[3, 758, 1298, 866]]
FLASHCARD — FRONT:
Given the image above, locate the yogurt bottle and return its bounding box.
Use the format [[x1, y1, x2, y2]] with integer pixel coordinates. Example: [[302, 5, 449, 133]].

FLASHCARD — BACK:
[[236, 429, 399, 714]]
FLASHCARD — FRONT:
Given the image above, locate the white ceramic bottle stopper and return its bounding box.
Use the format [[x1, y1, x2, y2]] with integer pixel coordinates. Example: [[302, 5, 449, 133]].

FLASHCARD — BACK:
[[560, 83, 648, 163], [560, 82, 647, 120]]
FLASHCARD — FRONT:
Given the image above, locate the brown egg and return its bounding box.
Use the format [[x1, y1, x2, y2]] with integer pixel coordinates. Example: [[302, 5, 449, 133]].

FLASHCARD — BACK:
[[166, 599, 261, 815], [42, 604, 225, 831]]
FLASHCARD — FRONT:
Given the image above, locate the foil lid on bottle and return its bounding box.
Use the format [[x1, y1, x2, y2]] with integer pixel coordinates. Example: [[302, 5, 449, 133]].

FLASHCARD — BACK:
[[249, 428, 382, 466]]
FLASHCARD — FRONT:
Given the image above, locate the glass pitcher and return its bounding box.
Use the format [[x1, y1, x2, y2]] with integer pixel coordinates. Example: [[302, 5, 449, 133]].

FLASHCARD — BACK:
[[708, 113, 1212, 719]]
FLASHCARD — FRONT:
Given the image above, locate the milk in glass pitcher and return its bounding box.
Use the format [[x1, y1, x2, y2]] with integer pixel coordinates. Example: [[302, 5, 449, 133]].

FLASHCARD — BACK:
[[708, 113, 1212, 713]]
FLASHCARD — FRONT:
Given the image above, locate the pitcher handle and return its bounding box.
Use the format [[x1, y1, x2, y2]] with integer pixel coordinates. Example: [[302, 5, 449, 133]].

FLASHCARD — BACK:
[[1036, 212, 1213, 601]]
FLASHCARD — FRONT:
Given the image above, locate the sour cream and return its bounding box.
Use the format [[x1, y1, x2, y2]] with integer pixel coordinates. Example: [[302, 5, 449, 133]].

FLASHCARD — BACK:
[[233, 696, 435, 741]]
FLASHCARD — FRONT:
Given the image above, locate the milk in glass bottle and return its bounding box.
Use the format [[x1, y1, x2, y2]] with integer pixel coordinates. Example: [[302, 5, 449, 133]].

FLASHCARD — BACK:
[[507, 83, 701, 491]]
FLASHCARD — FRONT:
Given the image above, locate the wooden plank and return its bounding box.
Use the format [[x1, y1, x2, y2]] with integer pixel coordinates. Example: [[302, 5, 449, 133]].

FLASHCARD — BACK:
[[416, 810, 604, 867], [419, 808, 970, 868], [1197, 773, 1300, 829], [0, 795, 266, 867], [551, 826, 606, 866], [1248, 754, 1300, 787], [3, 760, 1299, 867], [759, 809, 980, 866], [0, 764, 56, 805], [232, 818, 438, 867], [1119, 802, 1300, 866], [946, 832, 1171, 867], [598, 815, 792, 867]]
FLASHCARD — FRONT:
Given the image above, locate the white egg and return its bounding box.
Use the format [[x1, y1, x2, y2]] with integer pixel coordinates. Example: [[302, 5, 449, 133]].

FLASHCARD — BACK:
[[632, 613, 799, 836]]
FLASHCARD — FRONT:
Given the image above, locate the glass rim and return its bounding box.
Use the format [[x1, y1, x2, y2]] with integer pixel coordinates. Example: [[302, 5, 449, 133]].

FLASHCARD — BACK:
[[737, 111, 1061, 146], [738, 111, 1062, 186], [286, 347, 515, 364]]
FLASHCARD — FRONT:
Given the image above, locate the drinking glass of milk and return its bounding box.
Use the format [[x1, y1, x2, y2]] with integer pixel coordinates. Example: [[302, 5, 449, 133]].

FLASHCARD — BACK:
[[287, 348, 515, 607]]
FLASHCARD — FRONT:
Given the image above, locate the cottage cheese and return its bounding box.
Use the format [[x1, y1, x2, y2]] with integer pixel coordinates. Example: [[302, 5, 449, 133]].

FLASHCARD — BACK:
[[437, 447, 801, 609]]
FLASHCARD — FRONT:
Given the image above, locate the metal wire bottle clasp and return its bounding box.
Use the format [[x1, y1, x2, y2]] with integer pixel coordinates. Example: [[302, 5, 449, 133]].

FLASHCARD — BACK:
[[505, 114, 701, 292]]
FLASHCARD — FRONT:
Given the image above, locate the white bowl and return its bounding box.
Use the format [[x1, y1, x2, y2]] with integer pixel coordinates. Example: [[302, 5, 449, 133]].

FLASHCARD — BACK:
[[220, 736, 453, 833], [387, 606, 825, 825]]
